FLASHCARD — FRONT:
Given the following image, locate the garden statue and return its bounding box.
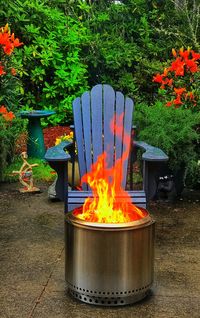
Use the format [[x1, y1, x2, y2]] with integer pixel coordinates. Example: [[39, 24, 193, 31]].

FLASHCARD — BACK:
[[12, 152, 40, 193]]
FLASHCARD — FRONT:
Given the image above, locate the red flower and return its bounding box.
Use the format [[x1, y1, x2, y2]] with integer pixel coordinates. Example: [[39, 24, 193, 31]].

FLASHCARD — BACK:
[[173, 95, 183, 105], [179, 49, 190, 61], [0, 64, 6, 76], [185, 59, 198, 73], [174, 87, 186, 95], [152, 73, 163, 83], [11, 68, 17, 76], [13, 37, 23, 47], [0, 24, 23, 55], [2, 111, 15, 121], [166, 101, 173, 107], [168, 78, 173, 86], [0, 105, 7, 113], [170, 58, 185, 76], [3, 42, 14, 55], [0, 32, 9, 46], [191, 50, 200, 60]]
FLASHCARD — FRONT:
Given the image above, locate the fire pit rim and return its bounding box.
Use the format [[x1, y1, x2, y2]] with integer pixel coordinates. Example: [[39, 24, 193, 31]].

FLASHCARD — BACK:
[[66, 207, 154, 230]]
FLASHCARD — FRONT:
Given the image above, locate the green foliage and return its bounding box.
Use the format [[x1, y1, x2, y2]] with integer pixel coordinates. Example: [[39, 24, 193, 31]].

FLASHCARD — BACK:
[[0, 117, 25, 181], [4, 157, 55, 182], [1, 0, 199, 121], [1, 0, 89, 125], [134, 101, 200, 187]]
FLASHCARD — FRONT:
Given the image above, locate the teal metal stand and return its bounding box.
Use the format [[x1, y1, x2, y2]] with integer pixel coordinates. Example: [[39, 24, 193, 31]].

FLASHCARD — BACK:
[[27, 117, 46, 158], [20, 110, 56, 159]]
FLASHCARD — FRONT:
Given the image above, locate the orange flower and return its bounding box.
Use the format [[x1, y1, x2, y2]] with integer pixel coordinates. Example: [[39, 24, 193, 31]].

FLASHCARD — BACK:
[[172, 48, 177, 57], [13, 37, 23, 47], [162, 78, 173, 87], [0, 24, 23, 55], [185, 59, 198, 73], [0, 64, 6, 76], [162, 68, 169, 77], [166, 101, 173, 107], [170, 58, 185, 76], [2, 111, 15, 121], [174, 87, 186, 95], [0, 105, 7, 114], [11, 68, 17, 76], [0, 32, 9, 46], [168, 78, 173, 86], [179, 49, 190, 60], [3, 42, 14, 55], [152, 73, 163, 83], [191, 50, 200, 60], [173, 95, 183, 105]]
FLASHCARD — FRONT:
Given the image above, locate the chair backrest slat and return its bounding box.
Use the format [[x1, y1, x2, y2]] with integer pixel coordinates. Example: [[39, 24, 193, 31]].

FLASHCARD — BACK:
[[103, 84, 115, 169], [73, 97, 86, 183], [121, 97, 134, 188], [115, 91, 125, 161], [73, 84, 134, 189], [81, 91, 92, 176], [91, 84, 103, 164]]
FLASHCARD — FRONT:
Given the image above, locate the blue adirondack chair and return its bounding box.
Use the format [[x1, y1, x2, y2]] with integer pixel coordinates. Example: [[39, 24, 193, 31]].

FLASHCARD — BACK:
[[45, 84, 168, 211]]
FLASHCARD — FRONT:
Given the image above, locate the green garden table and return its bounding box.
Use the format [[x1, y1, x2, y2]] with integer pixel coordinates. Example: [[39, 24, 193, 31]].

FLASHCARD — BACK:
[[20, 110, 55, 159]]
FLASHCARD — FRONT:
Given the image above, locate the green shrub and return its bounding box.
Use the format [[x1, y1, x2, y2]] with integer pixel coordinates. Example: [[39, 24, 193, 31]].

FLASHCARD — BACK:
[[0, 24, 24, 181], [2, 0, 90, 125], [134, 101, 200, 187], [0, 116, 25, 181]]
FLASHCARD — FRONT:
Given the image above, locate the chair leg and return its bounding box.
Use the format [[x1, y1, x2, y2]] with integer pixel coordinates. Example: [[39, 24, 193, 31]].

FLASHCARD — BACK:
[[48, 161, 69, 201]]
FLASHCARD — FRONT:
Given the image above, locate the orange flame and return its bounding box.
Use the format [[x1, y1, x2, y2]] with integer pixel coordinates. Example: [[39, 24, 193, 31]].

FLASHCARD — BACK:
[[74, 113, 146, 223]]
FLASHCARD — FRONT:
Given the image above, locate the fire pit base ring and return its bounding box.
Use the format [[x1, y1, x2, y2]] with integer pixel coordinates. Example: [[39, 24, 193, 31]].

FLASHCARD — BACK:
[[68, 283, 152, 306]]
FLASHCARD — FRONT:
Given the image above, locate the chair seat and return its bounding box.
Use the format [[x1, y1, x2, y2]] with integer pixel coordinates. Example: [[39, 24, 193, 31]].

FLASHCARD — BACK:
[[68, 190, 146, 211]]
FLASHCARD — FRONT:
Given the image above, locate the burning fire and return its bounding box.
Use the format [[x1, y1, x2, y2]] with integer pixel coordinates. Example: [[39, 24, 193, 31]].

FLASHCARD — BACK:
[[74, 113, 147, 223]]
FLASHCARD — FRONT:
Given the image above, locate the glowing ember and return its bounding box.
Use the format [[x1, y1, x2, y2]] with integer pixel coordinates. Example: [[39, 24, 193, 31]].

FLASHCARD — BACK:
[[74, 113, 147, 223]]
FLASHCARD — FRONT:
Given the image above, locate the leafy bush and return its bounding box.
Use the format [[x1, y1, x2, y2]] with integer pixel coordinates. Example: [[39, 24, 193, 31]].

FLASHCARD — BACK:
[[0, 24, 23, 112], [0, 24, 24, 181], [2, 0, 89, 125], [134, 101, 200, 187], [0, 114, 25, 181], [153, 48, 200, 111], [1, 0, 199, 125]]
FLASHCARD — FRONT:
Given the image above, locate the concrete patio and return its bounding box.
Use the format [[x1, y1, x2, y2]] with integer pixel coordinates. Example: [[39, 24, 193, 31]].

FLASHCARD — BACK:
[[0, 182, 200, 318]]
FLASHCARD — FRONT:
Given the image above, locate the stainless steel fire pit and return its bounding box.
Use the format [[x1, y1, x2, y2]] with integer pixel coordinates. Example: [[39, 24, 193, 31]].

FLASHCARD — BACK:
[[65, 208, 155, 306]]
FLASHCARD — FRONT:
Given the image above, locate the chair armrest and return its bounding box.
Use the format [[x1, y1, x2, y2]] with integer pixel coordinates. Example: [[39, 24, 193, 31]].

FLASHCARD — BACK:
[[44, 141, 72, 162], [134, 141, 169, 162]]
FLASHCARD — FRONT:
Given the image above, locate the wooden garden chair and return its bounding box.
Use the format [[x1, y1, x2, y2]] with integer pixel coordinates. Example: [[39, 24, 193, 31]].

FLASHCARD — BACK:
[[45, 84, 168, 210]]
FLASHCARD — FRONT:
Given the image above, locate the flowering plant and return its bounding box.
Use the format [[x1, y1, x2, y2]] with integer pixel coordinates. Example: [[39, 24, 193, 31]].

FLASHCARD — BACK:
[[0, 24, 24, 181], [0, 24, 23, 112], [55, 131, 74, 145], [55, 131, 77, 155], [153, 48, 200, 111], [0, 105, 15, 121]]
